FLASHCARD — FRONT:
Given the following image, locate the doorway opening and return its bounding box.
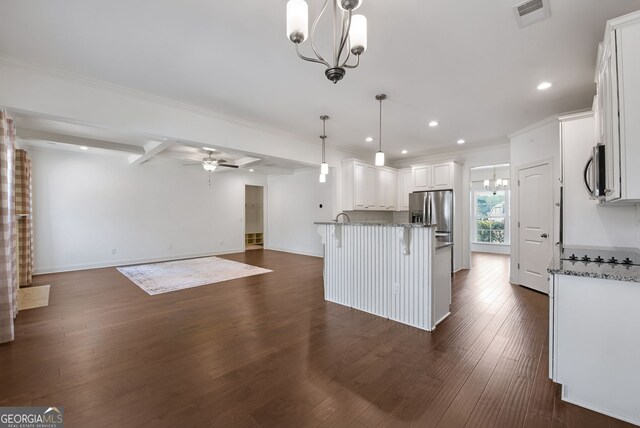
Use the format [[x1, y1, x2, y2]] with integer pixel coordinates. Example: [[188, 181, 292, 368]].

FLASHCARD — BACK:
[[245, 185, 264, 251], [469, 164, 511, 256]]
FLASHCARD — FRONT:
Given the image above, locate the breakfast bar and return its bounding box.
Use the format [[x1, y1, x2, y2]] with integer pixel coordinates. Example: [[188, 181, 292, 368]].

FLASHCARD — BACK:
[[315, 222, 452, 331]]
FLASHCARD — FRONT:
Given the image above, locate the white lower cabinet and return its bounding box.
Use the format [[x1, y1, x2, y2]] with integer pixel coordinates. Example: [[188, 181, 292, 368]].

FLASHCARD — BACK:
[[550, 273, 640, 425]]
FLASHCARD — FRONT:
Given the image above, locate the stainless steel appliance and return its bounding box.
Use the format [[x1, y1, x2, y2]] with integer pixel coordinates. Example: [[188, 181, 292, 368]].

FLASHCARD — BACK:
[[409, 189, 453, 244], [583, 143, 606, 199]]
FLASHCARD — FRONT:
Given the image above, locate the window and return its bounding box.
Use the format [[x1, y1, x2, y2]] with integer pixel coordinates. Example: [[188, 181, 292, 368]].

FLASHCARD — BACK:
[[473, 190, 510, 244]]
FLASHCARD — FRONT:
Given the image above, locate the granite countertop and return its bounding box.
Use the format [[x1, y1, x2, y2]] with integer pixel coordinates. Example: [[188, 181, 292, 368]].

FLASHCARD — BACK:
[[548, 253, 640, 283], [314, 221, 433, 228]]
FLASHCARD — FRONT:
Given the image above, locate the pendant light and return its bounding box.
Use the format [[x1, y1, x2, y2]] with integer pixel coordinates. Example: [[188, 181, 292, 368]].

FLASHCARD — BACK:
[[375, 94, 386, 166], [319, 115, 329, 183]]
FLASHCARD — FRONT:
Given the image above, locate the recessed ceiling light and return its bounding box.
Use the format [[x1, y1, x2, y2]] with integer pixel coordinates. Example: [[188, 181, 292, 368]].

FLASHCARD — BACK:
[[249, 169, 254, 172], [401, 149, 408, 154], [202, 146, 216, 151], [457, 139, 465, 145], [537, 81, 552, 90], [428, 121, 439, 127], [79, 146, 89, 150], [365, 137, 374, 142]]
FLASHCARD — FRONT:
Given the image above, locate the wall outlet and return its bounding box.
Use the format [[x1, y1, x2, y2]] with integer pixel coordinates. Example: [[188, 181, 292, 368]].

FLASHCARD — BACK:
[[393, 283, 399, 294], [111, 248, 117, 255]]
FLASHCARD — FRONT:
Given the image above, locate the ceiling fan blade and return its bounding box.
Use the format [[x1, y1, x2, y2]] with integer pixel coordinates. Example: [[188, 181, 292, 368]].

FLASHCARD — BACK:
[[182, 163, 203, 166], [218, 164, 239, 168]]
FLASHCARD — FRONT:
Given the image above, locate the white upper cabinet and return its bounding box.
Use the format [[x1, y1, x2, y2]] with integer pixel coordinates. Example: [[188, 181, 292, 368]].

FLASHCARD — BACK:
[[397, 168, 412, 211], [413, 162, 453, 190], [376, 167, 397, 210], [342, 160, 379, 211], [364, 165, 377, 209], [413, 166, 431, 189], [596, 11, 640, 203]]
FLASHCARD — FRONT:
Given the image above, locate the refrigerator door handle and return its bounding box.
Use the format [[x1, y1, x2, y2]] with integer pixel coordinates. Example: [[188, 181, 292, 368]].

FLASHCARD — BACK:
[[426, 194, 433, 226]]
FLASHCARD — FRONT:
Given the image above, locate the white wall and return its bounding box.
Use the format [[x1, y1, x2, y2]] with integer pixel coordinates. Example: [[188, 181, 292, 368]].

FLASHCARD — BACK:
[[266, 168, 334, 257], [509, 118, 561, 284], [30, 148, 267, 273]]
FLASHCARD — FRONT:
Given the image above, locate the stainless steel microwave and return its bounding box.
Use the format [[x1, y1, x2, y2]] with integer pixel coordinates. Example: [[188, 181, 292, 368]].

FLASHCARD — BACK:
[[583, 144, 606, 199]]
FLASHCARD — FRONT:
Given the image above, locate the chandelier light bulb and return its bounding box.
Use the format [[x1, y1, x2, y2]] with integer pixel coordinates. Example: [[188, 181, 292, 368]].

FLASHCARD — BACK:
[[319, 173, 327, 183], [349, 15, 367, 55], [375, 151, 385, 166], [320, 162, 329, 175], [483, 179, 490, 188], [286, 0, 308, 43]]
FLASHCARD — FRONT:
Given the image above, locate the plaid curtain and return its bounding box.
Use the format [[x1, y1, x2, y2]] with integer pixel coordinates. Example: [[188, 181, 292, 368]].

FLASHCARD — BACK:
[[15, 150, 33, 286], [0, 110, 18, 343]]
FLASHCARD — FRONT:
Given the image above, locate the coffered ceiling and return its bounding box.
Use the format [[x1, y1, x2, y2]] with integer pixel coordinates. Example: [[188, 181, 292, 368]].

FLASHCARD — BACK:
[[1, 0, 639, 161]]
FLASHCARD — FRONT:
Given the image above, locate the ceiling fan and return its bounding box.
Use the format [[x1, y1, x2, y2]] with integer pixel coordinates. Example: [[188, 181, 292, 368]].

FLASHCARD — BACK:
[[183, 151, 239, 171]]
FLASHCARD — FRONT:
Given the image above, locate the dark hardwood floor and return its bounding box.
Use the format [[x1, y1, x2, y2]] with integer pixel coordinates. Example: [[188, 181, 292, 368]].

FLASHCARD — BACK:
[[0, 251, 631, 427]]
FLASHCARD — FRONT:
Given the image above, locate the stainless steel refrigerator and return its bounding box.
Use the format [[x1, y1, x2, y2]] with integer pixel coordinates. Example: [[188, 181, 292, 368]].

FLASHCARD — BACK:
[[409, 190, 454, 244]]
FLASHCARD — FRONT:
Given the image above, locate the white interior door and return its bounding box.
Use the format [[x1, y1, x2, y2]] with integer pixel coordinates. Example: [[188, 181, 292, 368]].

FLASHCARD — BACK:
[[518, 163, 552, 294]]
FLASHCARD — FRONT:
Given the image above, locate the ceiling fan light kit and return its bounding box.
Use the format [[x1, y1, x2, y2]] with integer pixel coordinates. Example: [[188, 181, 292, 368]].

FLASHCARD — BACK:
[[286, 0, 367, 83]]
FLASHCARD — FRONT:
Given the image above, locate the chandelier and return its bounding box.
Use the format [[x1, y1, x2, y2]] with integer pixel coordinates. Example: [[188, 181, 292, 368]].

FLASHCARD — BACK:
[[286, 0, 368, 83], [319, 115, 329, 183], [484, 167, 508, 195]]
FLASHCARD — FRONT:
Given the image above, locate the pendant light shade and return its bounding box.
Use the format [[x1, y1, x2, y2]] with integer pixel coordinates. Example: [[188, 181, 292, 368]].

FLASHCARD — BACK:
[[319, 173, 326, 183], [320, 162, 329, 175], [286, 0, 308, 43], [349, 15, 367, 55], [374, 94, 386, 166]]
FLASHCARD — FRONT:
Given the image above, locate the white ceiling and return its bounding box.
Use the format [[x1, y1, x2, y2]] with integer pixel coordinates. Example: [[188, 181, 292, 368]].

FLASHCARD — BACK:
[[1, 0, 639, 161]]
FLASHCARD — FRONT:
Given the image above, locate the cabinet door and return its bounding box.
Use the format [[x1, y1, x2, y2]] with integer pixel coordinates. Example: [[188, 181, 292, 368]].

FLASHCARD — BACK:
[[364, 165, 377, 209], [386, 170, 397, 210], [397, 169, 412, 210], [432, 163, 453, 189], [377, 168, 387, 209], [414, 166, 431, 189], [599, 40, 621, 201], [354, 163, 366, 209]]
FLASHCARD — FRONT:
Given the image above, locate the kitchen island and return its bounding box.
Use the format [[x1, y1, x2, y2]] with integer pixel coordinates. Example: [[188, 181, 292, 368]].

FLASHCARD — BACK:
[[315, 222, 452, 331]]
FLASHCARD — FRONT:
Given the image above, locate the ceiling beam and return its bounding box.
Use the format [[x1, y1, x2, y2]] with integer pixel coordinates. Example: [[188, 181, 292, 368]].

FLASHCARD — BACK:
[[17, 129, 145, 154], [128, 140, 173, 165]]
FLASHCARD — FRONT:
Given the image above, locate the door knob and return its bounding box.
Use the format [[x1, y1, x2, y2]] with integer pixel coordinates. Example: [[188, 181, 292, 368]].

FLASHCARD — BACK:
[[541, 233, 548, 238]]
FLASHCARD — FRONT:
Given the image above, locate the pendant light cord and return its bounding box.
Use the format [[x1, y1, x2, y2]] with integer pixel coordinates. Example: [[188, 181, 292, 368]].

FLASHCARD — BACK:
[[378, 98, 382, 152]]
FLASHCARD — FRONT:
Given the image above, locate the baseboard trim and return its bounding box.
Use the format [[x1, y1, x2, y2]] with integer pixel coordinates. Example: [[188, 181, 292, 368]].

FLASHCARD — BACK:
[[33, 248, 245, 275], [263, 246, 323, 258], [561, 388, 638, 426]]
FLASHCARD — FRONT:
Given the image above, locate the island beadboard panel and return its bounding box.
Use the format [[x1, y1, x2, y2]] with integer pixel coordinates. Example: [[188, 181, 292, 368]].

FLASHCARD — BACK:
[[317, 224, 444, 331]]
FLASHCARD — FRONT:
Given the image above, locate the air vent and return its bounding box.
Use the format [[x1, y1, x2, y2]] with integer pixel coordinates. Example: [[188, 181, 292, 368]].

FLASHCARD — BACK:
[[513, 0, 551, 28]]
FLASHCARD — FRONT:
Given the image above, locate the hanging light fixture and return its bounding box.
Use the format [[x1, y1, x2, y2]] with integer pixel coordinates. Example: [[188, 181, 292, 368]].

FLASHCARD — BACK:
[[484, 166, 508, 195], [319, 115, 329, 182], [286, 0, 368, 84], [374, 94, 386, 166]]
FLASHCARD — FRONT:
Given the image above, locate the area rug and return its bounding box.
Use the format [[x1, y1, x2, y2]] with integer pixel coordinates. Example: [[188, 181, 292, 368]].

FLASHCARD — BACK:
[[18, 285, 50, 310], [117, 256, 272, 295]]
